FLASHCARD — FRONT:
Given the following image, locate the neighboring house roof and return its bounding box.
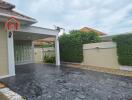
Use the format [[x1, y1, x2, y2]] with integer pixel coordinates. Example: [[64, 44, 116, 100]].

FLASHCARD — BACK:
[[101, 35, 113, 42], [0, 0, 37, 24], [101, 32, 132, 42], [33, 38, 55, 46], [80, 27, 106, 36]]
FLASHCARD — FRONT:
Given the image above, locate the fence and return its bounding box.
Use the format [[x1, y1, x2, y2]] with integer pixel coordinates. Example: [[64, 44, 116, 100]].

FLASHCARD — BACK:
[[83, 42, 120, 69]]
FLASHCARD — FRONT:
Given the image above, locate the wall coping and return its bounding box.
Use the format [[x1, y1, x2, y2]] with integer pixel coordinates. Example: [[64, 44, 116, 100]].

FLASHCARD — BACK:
[[83, 42, 116, 50]]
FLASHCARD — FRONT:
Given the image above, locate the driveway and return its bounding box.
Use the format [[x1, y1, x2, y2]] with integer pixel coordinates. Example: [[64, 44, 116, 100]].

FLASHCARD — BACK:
[[1, 63, 132, 100]]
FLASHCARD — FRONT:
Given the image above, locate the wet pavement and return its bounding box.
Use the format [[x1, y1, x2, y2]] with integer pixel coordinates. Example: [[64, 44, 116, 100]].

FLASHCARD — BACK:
[[1, 63, 132, 100]]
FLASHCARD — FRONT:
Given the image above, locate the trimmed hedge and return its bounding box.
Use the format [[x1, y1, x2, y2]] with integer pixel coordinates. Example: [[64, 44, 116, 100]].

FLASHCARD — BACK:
[[113, 34, 132, 66], [59, 30, 101, 62]]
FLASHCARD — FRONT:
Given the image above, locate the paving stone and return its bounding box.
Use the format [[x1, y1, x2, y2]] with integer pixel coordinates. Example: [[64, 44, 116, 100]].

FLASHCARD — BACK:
[[0, 64, 132, 100], [119, 81, 127, 86], [74, 97, 82, 100], [77, 94, 85, 99]]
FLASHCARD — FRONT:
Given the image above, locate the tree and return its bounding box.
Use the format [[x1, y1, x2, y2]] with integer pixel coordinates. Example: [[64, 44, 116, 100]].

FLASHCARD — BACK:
[[59, 30, 101, 62]]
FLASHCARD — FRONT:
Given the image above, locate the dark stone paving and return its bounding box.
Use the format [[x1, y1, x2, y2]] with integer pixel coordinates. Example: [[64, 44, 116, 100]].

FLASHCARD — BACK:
[[1, 63, 132, 100]]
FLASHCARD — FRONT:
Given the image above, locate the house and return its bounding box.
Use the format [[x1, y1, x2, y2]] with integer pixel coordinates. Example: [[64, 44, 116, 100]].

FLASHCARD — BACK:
[[80, 27, 106, 36], [0, 1, 63, 79]]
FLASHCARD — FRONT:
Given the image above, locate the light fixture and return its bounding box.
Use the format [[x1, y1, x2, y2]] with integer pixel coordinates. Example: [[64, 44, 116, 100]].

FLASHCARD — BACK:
[[8, 31, 13, 38]]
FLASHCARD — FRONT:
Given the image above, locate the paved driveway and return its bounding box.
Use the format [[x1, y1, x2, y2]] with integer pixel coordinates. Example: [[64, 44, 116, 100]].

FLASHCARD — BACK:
[[1, 63, 132, 100]]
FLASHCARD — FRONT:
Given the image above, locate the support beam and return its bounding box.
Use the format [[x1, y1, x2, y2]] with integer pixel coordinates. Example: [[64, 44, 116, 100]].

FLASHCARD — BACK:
[[55, 29, 64, 66], [7, 32, 15, 76], [17, 26, 59, 36]]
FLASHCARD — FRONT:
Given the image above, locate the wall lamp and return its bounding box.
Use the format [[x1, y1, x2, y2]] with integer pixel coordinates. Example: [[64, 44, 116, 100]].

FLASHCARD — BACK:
[[8, 31, 13, 38]]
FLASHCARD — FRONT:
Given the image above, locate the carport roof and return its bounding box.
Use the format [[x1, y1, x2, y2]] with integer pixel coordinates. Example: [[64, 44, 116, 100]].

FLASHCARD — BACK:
[[17, 26, 59, 35], [14, 26, 59, 40]]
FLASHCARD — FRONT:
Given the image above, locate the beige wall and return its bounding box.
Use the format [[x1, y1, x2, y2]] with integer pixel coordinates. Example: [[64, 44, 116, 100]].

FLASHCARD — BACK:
[[83, 42, 119, 69], [34, 47, 55, 63], [34, 48, 43, 63], [0, 23, 8, 76]]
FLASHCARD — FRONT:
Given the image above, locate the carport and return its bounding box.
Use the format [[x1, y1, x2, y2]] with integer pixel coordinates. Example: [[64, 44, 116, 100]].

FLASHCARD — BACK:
[[8, 26, 63, 77]]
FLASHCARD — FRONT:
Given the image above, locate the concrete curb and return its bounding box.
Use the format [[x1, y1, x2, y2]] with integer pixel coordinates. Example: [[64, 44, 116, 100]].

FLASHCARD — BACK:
[[62, 63, 132, 77], [0, 83, 25, 100]]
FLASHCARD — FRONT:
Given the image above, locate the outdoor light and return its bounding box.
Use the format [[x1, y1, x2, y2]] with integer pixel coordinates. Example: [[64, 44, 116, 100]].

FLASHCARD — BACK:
[[54, 25, 64, 31], [8, 31, 13, 38]]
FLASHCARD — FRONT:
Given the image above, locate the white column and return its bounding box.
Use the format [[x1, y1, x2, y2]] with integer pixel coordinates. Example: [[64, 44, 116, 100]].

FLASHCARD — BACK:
[[55, 29, 64, 66], [55, 36, 60, 66], [7, 32, 15, 76]]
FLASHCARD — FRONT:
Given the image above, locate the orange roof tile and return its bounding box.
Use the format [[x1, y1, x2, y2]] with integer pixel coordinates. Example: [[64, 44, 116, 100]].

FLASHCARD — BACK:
[[80, 27, 106, 36]]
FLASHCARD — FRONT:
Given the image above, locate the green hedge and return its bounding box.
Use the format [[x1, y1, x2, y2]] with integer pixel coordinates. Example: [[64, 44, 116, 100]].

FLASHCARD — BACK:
[[59, 30, 101, 62], [113, 34, 132, 66]]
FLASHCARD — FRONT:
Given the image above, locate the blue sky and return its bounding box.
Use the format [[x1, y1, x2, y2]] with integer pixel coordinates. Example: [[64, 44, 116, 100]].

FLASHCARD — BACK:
[[7, 0, 132, 35]]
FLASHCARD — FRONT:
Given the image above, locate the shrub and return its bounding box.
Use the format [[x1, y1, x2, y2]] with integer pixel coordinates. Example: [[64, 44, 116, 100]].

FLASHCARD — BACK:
[[59, 30, 101, 62], [44, 55, 55, 63], [113, 34, 132, 66]]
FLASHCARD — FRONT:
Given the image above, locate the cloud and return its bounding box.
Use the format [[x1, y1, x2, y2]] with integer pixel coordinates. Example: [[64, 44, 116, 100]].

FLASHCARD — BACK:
[[6, 0, 132, 34]]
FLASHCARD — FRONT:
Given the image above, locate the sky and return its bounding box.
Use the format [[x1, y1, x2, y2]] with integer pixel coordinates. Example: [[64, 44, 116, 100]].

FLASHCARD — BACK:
[[7, 0, 132, 35]]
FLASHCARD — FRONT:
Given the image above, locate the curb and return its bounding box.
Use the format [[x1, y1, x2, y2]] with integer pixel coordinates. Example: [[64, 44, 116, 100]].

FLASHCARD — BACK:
[[0, 83, 26, 100]]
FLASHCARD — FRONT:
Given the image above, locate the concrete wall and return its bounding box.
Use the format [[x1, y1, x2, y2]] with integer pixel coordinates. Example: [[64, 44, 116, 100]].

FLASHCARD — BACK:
[[34, 48, 43, 63], [83, 42, 119, 69], [34, 47, 55, 63], [0, 23, 8, 76]]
